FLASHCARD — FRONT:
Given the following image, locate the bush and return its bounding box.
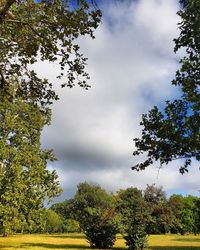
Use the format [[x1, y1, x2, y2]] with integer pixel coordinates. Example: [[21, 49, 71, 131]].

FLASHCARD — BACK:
[[45, 209, 63, 233], [123, 200, 149, 250], [72, 183, 118, 249], [124, 223, 148, 250], [84, 211, 118, 249]]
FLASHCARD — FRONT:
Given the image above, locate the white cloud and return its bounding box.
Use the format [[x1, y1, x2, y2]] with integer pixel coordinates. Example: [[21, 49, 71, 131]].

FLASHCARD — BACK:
[[40, 0, 200, 200]]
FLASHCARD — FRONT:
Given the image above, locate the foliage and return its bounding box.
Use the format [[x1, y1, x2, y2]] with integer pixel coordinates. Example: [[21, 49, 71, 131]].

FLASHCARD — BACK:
[[146, 201, 175, 234], [133, 0, 200, 173], [0, 88, 61, 235], [51, 199, 80, 232], [51, 183, 200, 238], [83, 208, 118, 249], [168, 194, 199, 235], [116, 187, 149, 250], [143, 185, 175, 234], [180, 195, 197, 234], [63, 219, 80, 233], [168, 194, 186, 234], [0, 0, 102, 107], [51, 199, 75, 220], [116, 187, 143, 233], [72, 182, 118, 249], [144, 184, 166, 204], [193, 198, 200, 234], [0, 0, 101, 236], [124, 200, 149, 250], [45, 209, 63, 233]]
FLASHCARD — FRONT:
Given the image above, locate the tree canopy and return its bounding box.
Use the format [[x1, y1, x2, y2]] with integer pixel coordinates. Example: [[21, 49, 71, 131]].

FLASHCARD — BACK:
[[0, 87, 61, 234], [0, 0, 101, 107], [133, 0, 200, 173]]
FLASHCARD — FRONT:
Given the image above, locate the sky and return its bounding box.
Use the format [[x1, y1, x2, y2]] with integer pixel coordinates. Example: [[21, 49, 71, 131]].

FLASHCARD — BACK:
[[40, 0, 200, 201]]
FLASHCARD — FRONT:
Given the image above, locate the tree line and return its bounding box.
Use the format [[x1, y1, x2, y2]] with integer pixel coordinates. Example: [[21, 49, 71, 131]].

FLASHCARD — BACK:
[[40, 182, 200, 249]]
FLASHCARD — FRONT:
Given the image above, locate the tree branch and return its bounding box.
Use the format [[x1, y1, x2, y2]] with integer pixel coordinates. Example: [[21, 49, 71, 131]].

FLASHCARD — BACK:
[[0, 69, 7, 88], [0, 0, 16, 24]]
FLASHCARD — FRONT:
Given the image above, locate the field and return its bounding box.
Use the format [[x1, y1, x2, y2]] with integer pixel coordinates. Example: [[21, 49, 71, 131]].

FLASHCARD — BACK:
[[1, 233, 200, 250]]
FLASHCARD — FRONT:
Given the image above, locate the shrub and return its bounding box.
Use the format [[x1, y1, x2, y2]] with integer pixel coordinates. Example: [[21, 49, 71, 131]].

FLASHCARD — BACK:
[[124, 223, 148, 250], [123, 200, 150, 250], [84, 209, 118, 249], [72, 183, 118, 249], [45, 209, 63, 233]]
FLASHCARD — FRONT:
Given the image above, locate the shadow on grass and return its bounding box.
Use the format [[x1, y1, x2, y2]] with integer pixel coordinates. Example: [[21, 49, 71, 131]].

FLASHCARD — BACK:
[[23, 243, 90, 249], [175, 237, 200, 242], [0, 246, 18, 249], [149, 247, 200, 250], [48, 234, 124, 241], [46, 234, 85, 239], [22, 243, 126, 250]]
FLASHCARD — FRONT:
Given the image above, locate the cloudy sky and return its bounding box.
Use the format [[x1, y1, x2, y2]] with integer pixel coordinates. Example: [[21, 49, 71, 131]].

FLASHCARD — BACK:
[[41, 0, 200, 201]]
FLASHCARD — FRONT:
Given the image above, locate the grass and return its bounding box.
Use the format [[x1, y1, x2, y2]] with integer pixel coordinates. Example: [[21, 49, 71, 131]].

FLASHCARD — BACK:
[[1, 233, 200, 250]]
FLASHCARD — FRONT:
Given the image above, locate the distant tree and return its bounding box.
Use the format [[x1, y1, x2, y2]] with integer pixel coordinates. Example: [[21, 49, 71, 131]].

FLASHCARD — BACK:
[[169, 194, 198, 234], [144, 184, 166, 204], [45, 209, 63, 233], [193, 197, 200, 234], [146, 201, 175, 234], [143, 185, 177, 234], [168, 194, 185, 234], [51, 199, 74, 220], [51, 199, 80, 232], [116, 187, 143, 232], [181, 195, 197, 234], [133, 0, 200, 173], [72, 182, 118, 249], [63, 219, 80, 233]]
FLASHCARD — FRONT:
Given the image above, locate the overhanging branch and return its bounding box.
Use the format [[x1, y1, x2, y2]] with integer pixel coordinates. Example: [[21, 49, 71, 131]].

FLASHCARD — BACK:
[[0, 0, 16, 24]]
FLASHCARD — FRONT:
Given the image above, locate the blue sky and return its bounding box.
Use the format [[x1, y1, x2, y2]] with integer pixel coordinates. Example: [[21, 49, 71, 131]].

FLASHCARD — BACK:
[[38, 0, 200, 201]]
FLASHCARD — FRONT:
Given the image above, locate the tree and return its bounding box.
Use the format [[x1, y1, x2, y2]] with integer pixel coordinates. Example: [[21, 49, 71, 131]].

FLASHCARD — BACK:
[[0, 0, 101, 235], [0, 87, 61, 235], [63, 219, 80, 233], [124, 199, 149, 250], [168, 194, 185, 234], [144, 184, 165, 204], [51, 199, 80, 232], [193, 197, 200, 234], [72, 182, 118, 249], [116, 187, 150, 250], [181, 195, 197, 234], [45, 209, 63, 233], [51, 199, 75, 220], [133, 0, 200, 173], [116, 187, 143, 232], [0, 0, 102, 107], [143, 185, 175, 234], [168, 194, 199, 235]]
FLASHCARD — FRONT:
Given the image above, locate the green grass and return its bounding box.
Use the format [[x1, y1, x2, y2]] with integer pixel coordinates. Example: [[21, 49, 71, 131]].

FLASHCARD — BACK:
[[1, 233, 200, 250]]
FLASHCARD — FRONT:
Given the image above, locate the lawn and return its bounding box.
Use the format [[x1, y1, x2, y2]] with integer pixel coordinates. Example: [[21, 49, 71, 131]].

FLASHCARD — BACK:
[[0, 233, 200, 250]]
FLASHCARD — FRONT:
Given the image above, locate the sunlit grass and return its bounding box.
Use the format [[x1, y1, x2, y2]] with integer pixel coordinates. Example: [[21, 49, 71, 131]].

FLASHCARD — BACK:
[[1, 233, 200, 249]]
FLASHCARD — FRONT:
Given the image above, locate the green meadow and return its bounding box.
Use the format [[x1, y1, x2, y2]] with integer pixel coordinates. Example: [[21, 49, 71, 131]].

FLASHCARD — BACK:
[[1, 233, 200, 250]]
